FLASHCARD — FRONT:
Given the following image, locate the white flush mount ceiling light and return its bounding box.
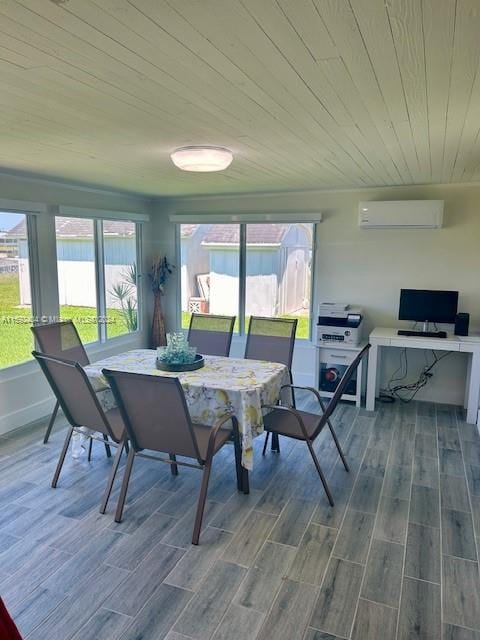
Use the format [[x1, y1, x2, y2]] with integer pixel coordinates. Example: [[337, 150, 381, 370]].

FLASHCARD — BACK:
[[170, 146, 233, 172]]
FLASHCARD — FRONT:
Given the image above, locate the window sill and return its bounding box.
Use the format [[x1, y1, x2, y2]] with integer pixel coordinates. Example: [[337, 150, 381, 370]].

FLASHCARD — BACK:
[[0, 358, 38, 383], [229, 334, 314, 344], [0, 330, 146, 384], [86, 330, 145, 357]]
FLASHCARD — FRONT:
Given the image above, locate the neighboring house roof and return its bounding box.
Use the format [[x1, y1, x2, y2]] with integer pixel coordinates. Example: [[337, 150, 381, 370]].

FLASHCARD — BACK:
[[7, 218, 135, 238], [4, 221, 26, 238], [180, 224, 199, 238], [202, 223, 288, 245]]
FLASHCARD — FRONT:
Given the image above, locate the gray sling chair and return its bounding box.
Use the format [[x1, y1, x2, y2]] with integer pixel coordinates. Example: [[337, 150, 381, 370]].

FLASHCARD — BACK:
[[32, 351, 127, 515], [102, 368, 246, 545], [244, 316, 298, 454], [187, 313, 236, 357], [261, 343, 371, 506], [31, 321, 93, 446]]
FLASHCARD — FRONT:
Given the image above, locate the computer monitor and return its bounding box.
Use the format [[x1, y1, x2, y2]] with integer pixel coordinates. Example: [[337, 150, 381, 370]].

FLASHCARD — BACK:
[[399, 289, 458, 325]]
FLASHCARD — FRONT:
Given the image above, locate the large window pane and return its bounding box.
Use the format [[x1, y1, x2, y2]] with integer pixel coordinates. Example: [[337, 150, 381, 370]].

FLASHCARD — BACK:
[[180, 224, 240, 329], [104, 220, 138, 338], [55, 216, 99, 344], [245, 223, 313, 339], [0, 212, 33, 368]]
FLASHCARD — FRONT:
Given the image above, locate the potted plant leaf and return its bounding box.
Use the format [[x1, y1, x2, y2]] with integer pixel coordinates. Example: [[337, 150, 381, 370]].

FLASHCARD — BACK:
[[149, 256, 175, 347], [109, 263, 138, 333]]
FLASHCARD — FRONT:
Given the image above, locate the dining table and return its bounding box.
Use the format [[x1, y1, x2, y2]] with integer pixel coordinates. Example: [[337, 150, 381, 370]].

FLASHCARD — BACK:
[[83, 349, 290, 482]]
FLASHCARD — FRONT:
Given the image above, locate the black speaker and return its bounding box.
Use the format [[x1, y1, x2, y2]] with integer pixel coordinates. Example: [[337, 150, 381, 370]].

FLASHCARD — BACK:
[[454, 313, 470, 336]]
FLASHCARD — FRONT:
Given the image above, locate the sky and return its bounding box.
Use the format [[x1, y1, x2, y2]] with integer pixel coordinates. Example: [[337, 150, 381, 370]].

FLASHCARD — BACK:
[[0, 212, 24, 232]]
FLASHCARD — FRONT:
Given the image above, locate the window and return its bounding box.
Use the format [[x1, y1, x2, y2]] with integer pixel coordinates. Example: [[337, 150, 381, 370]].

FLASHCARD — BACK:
[[0, 212, 34, 368], [56, 216, 140, 344], [104, 220, 138, 338], [180, 224, 240, 329], [55, 217, 99, 344], [179, 222, 314, 339], [245, 223, 313, 339]]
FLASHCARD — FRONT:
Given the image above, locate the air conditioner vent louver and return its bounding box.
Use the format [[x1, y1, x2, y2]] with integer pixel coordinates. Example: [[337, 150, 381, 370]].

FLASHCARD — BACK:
[[358, 200, 444, 229]]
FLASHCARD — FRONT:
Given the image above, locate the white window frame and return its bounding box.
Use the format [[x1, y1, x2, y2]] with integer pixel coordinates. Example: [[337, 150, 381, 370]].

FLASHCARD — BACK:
[[0, 210, 40, 374], [55, 215, 143, 345], [176, 220, 317, 341]]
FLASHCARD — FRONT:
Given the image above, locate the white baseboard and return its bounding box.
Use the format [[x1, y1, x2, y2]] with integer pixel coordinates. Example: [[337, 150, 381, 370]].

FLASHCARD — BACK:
[[0, 395, 54, 436]]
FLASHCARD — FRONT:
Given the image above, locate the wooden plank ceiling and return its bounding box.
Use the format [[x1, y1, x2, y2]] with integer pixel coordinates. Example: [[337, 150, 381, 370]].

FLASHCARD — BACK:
[[0, 0, 479, 196]]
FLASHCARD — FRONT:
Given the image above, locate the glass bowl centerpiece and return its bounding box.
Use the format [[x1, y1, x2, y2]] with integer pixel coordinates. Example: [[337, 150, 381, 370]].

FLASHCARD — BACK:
[[156, 332, 204, 372]]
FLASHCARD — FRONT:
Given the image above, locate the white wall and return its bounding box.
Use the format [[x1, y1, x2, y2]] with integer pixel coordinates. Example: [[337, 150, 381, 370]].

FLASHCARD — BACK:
[[2, 176, 479, 435], [159, 182, 480, 404], [0, 172, 153, 435]]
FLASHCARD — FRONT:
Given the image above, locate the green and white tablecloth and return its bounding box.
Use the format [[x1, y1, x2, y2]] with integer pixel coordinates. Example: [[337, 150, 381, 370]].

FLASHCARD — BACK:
[[84, 349, 289, 470]]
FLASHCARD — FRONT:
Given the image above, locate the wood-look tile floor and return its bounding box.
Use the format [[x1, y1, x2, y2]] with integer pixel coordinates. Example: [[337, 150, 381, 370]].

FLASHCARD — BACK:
[[1, 397, 480, 640]]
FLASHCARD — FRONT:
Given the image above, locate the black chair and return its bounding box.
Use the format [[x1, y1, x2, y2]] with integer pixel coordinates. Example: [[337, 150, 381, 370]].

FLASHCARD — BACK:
[[103, 368, 246, 544], [261, 344, 371, 506], [32, 352, 127, 515], [187, 313, 236, 357], [245, 316, 298, 453], [31, 321, 90, 444]]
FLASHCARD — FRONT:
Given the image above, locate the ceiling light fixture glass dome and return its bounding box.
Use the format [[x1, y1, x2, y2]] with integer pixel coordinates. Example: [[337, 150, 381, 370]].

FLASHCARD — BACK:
[[170, 146, 233, 172]]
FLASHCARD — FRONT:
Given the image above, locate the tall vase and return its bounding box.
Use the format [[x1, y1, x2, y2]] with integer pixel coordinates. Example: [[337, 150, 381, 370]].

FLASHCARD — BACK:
[[151, 292, 166, 348]]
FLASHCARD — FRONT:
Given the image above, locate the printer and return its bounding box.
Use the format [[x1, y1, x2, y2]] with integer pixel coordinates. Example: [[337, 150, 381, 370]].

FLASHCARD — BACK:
[[316, 302, 364, 346]]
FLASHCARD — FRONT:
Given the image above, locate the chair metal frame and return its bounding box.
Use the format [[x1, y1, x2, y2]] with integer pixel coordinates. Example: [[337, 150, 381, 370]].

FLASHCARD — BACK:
[[31, 321, 90, 444], [103, 369, 248, 545], [245, 316, 298, 454], [32, 351, 126, 515], [187, 313, 236, 357], [261, 344, 371, 506]]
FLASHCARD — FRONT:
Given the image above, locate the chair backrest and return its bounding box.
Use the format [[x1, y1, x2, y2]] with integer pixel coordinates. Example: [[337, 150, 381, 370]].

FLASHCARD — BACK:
[[32, 351, 119, 441], [316, 344, 371, 435], [102, 369, 204, 463], [187, 313, 236, 357], [31, 321, 89, 366], [244, 317, 297, 369]]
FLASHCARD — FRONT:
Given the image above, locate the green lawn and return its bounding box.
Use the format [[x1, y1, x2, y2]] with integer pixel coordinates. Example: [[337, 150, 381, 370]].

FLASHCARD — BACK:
[[0, 273, 131, 369], [0, 271, 310, 369], [181, 311, 310, 340]]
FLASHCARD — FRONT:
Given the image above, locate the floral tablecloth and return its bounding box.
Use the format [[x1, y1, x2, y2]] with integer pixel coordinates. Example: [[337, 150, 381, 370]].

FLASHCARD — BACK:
[[84, 349, 289, 470]]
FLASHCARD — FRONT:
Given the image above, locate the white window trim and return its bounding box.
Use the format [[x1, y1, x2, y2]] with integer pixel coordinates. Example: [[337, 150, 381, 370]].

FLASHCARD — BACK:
[[0, 208, 145, 377], [0, 211, 40, 373], [170, 212, 322, 224], [176, 221, 316, 341], [59, 205, 149, 223], [26, 215, 41, 319], [95, 219, 107, 343], [0, 198, 47, 214], [55, 215, 143, 346]]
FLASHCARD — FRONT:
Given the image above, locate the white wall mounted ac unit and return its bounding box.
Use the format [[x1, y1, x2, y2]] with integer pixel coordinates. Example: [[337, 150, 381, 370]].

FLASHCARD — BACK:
[[358, 200, 444, 229]]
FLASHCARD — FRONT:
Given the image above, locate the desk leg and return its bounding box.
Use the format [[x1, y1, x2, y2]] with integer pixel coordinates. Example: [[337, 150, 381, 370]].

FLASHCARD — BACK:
[[464, 353, 472, 411], [466, 350, 480, 425], [356, 359, 363, 408], [366, 344, 379, 412]]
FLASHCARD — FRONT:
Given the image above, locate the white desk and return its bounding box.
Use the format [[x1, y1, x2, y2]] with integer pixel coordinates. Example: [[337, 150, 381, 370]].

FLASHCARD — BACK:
[[366, 328, 480, 424]]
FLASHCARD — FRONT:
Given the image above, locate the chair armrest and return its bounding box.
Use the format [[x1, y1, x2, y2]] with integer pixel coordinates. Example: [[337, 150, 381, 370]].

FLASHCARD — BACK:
[[279, 384, 327, 411], [206, 414, 238, 460], [261, 404, 310, 440]]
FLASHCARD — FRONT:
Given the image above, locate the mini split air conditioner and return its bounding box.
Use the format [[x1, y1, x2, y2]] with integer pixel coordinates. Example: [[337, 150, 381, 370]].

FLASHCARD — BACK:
[[358, 200, 444, 229]]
